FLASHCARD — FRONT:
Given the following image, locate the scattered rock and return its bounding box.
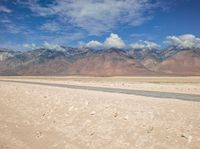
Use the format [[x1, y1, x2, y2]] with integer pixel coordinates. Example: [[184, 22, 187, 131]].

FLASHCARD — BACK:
[[123, 115, 129, 120], [147, 126, 154, 133], [90, 111, 96, 115], [68, 106, 74, 111], [180, 133, 192, 143], [36, 131, 43, 138], [181, 133, 188, 139], [90, 132, 95, 136], [114, 112, 118, 118]]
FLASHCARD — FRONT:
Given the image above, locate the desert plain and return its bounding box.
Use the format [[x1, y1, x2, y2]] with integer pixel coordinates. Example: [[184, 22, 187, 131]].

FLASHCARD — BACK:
[[0, 76, 200, 149]]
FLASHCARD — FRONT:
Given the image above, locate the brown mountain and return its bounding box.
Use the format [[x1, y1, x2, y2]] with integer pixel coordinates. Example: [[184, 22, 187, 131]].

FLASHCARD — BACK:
[[152, 49, 200, 75], [0, 47, 199, 76], [0, 49, 155, 76], [63, 49, 155, 76]]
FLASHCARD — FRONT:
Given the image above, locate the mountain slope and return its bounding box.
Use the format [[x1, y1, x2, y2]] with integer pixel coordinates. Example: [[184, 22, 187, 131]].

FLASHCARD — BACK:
[[0, 47, 199, 76], [0, 48, 155, 76], [153, 49, 200, 75], [63, 49, 154, 76]]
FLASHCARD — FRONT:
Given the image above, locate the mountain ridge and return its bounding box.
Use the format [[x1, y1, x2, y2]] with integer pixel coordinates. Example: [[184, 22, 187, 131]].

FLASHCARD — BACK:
[[0, 46, 199, 76]]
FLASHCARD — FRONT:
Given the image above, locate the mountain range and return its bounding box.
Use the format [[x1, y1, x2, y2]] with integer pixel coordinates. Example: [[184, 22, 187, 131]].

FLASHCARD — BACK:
[[0, 46, 200, 76]]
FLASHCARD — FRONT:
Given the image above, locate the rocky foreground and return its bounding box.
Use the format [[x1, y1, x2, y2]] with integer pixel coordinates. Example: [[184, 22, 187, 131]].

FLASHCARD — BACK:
[[0, 79, 200, 149]]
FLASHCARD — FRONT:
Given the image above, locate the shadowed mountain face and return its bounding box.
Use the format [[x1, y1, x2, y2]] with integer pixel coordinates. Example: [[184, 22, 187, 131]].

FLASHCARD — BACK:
[[0, 47, 199, 76]]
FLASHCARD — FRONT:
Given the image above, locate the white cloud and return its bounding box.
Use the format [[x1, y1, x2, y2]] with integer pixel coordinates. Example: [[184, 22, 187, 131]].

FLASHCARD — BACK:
[[104, 33, 125, 49], [23, 43, 37, 50], [43, 41, 65, 51], [41, 22, 60, 31], [0, 5, 12, 13], [19, 0, 163, 35], [82, 33, 125, 49], [86, 40, 103, 48], [130, 41, 160, 49], [165, 34, 200, 48], [130, 43, 146, 49]]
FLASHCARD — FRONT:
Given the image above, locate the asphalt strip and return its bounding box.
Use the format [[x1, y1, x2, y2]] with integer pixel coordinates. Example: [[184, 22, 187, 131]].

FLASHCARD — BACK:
[[0, 80, 200, 102]]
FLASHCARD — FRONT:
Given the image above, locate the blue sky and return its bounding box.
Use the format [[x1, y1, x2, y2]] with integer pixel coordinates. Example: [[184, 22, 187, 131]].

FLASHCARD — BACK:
[[0, 0, 200, 50]]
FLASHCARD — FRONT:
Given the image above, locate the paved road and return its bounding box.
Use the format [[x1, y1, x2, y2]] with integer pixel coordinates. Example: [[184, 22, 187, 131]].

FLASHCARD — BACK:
[[1, 80, 200, 102]]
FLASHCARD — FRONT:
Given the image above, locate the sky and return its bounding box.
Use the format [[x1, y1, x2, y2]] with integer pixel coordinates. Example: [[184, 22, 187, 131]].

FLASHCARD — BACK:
[[0, 0, 200, 50]]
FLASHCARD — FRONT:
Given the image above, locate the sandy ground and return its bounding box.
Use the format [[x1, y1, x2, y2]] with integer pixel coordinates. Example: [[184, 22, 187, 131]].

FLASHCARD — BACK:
[[0, 77, 200, 149]]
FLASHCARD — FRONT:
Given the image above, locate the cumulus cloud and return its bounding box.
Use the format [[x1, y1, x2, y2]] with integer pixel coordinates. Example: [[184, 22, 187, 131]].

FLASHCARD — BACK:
[[104, 33, 125, 49], [43, 41, 65, 51], [165, 34, 200, 48], [16, 42, 65, 51], [83, 33, 126, 49], [23, 43, 37, 50], [18, 0, 164, 35], [21, 42, 70, 51], [0, 5, 12, 13], [83, 33, 125, 49], [86, 40, 103, 48], [130, 41, 160, 49]]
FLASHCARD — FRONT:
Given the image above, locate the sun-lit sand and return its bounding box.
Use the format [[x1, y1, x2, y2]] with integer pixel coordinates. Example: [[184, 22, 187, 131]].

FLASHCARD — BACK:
[[0, 77, 200, 149]]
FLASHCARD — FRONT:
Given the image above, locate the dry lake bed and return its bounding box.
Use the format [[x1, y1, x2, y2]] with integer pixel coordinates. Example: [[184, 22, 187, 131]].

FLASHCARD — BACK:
[[0, 76, 200, 149]]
